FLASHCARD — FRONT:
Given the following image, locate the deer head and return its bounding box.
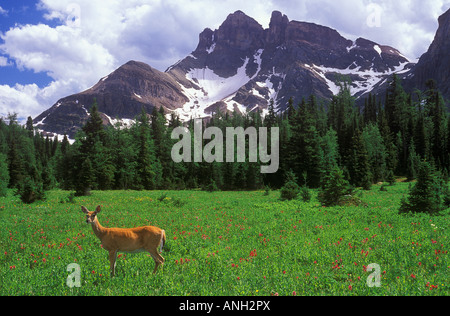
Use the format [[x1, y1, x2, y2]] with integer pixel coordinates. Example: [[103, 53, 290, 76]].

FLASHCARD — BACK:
[[81, 205, 101, 224]]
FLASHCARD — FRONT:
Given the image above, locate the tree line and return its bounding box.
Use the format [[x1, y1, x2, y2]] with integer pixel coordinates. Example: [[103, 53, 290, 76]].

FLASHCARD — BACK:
[[1, 74, 449, 205]]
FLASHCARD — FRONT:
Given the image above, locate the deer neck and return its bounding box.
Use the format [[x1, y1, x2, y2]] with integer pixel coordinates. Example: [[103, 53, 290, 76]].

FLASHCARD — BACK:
[[91, 217, 107, 240]]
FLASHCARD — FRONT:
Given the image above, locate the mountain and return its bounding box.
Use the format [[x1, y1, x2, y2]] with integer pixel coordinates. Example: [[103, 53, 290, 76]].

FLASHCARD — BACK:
[[35, 10, 435, 138], [404, 8, 450, 98]]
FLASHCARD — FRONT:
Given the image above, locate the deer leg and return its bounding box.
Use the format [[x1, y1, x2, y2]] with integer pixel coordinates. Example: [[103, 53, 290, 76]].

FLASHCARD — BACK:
[[109, 250, 117, 277], [148, 249, 165, 274]]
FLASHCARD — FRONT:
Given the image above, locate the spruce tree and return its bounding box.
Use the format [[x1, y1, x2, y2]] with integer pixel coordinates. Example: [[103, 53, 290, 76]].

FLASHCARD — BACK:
[[400, 161, 448, 215], [75, 100, 115, 193], [288, 97, 323, 188], [0, 153, 9, 197], [362, 124, 387, 183], [265, 99, 277, 129], [137, 109, 157, 190], [280, 170, 301, 201], [349, 128, 372, 189], [318, 166, 350, 206], [7, 137, 24, 189], [75, 157, 94, 196]]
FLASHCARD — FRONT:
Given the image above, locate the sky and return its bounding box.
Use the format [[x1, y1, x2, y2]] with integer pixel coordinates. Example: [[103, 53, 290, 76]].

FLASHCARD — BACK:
[[0, 0, 449, 121]]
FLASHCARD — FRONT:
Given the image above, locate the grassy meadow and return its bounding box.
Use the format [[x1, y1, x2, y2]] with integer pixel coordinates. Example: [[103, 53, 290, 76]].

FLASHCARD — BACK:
[[0, 183, 449, 296]]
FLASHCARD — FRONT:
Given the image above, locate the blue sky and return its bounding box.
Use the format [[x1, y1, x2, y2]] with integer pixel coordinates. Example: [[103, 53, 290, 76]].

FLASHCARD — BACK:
[[0, 1, 57, 87], [0, 0, 448, 121]]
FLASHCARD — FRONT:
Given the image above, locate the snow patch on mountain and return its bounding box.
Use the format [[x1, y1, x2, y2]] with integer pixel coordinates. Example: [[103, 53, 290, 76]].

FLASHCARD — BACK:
[[312, 61, 410, 96], [346, 41, 358, 52], [374, 45, 382, 57], [174, 49, 266, 119]]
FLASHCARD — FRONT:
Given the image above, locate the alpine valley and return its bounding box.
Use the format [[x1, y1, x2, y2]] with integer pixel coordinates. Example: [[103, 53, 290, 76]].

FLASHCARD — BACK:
[[34, 9, 450, 138]]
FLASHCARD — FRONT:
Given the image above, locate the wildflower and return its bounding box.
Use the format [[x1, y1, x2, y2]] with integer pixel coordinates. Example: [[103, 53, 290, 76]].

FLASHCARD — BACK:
[[348, 285, 353, 291], [410, 274, 416, 279], [292, 291, 297, 296]]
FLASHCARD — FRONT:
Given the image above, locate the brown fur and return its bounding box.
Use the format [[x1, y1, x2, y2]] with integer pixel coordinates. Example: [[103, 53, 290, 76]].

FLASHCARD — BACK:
[[82, 205, 165, 276]]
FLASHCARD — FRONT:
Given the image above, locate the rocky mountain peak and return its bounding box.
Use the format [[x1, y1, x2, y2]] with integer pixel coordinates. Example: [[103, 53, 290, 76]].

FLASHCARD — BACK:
[[285, 20, 351, 51], [266, 11, 289, 46], [34, 9, 448, 139], [215, 10, 265, 51], [404, 8, 449, 98]]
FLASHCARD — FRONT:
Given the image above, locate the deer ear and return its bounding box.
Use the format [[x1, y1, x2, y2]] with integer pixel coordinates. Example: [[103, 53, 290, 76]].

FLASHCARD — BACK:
[[95, 205, 101, 214], [81, 206, 89, 214]]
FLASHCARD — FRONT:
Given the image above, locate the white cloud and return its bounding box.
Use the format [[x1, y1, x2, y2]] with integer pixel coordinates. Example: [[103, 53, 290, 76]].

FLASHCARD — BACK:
[[0, 56, 12, 67], [0, 6, 8, 16], [0, 0, 448, 121], [0, 79, 81, 120]]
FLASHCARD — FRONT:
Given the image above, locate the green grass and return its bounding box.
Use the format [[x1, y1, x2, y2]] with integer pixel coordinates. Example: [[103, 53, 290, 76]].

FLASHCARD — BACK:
[[0, 184, 449, 296]]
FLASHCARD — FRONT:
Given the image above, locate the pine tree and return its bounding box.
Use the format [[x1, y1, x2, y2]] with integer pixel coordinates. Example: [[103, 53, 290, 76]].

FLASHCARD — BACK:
[[362, 124, 387, 183], [385, 74, 409, 136], [288, 97, 323, 188], [0, 153, 9, 197], [349, 128, 372, 189], [151, 106, 171, 187], [414, 106, 428, 159], [7, 137, 24, 189], [137, 109, 157, 190], [280, 170, 301, 201], [378, 105, 397, 182], [75, 100, 115, 193], [265, 99, 277, 129], [425, 81, 447, 169], [25, 116, 34, 138], [318, 166, 350, 206], [400, 161, 447, 215], [363, 93, 377, 124], [320, 128, 339, 174], [406, 143, 421, 181], [75, 157, 94, 196]]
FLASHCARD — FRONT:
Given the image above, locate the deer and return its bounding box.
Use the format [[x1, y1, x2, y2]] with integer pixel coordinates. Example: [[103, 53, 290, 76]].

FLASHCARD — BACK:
[[81, 205, 166, 277]]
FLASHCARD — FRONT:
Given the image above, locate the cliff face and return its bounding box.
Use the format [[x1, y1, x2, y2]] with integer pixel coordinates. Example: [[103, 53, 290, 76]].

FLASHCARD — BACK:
[[408, 8, 450, 98], [35, 10, 423, 138]]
